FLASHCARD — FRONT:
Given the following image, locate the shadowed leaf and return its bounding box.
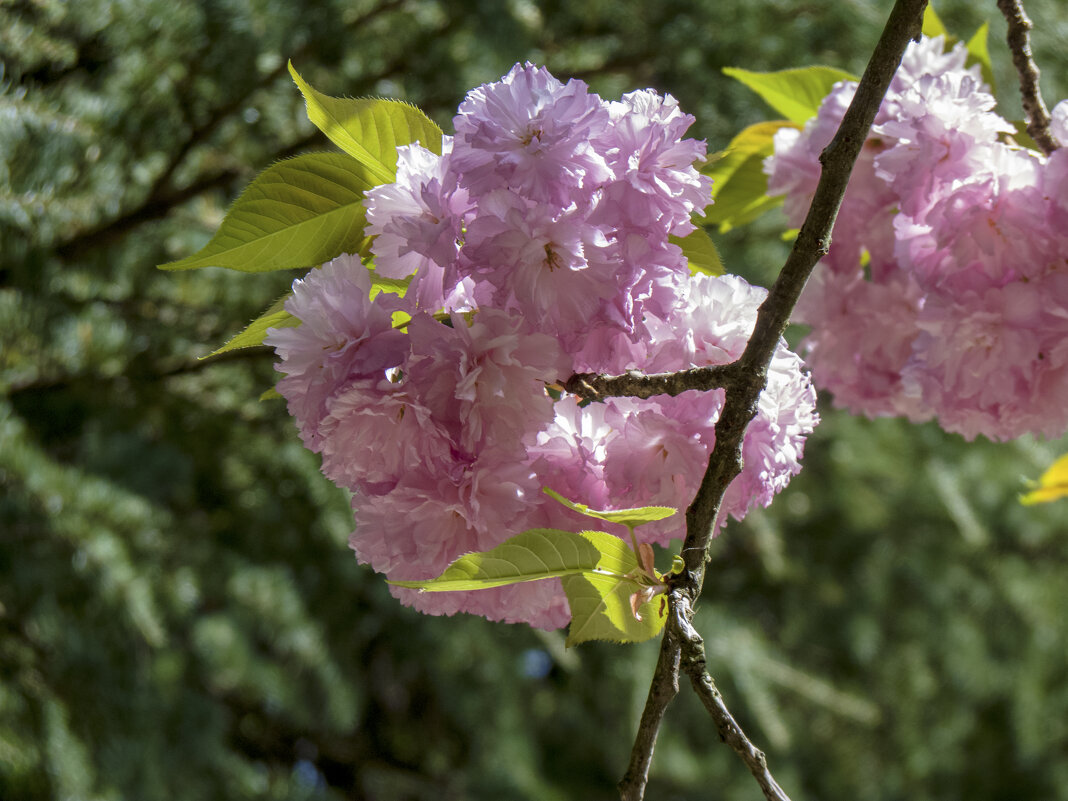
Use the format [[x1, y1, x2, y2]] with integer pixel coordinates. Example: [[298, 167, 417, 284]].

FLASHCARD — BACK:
[[671, 226, 725, 276]]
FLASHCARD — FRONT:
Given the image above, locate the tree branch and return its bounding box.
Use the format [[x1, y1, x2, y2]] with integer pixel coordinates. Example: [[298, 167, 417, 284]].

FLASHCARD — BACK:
[[146, 0, 410, 202], [618, 636, 681, 801], [53, 162, 253, 259], [672, 594, 792, 801], [563, 365, 736, 402], [52, 0, 431, 261], [996, 0, 1059, 154], [616, 1, 930, 798], [6, 346, 273, 397]]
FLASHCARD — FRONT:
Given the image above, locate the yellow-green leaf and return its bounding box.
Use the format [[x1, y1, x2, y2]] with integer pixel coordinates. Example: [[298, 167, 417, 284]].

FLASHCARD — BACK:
[[922, 4, 948, 38], [1020, 453, 1068, 505], [705, 120, 795, 179], [722, 66, 858, 125], [544, 488, 676, 529], [671, 226, 724, 276], [965, 23, 996, 91], [563, 571, 667, 646], [289, 63, 443, 183], [369, 273, 411, 299], [158, 153, 376, 273], [388, 528, 622, 592], [387, 527, 666, 647], [1010, 121, 1041, 151], [699, 120, 796, 232], [209, 295, 296, 357]]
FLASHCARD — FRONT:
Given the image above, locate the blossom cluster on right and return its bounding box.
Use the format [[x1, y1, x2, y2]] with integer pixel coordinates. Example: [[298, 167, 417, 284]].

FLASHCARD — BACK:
[[766, 35, 1068, 441]]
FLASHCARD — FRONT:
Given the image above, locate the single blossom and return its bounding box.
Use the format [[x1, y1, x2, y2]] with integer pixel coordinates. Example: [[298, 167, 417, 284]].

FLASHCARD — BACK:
[[265, 254, 408, 451], [318, 383, 455, 495], [903, 275, 1068, 440], [403, 308, 570, 458], [451, 62, 611, 206], [363, 139, 476, 311], [598, 89, 712, 236]]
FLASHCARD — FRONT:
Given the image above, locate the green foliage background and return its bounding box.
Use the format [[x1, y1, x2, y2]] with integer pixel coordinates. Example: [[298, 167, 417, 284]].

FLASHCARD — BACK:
[[2, 1, 1067, 798]]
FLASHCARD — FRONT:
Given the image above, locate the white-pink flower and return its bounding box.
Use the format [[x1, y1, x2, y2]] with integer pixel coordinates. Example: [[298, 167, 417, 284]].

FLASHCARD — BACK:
[[319, 384, 455, 495], [903, 276, 1068, 440], [767, 34, 1068, 441], [452, 62, 611, 206], [404, 308, 570, 457], [265, 253, 408, 451], [363, 139, 476, 311], [598, 89, 712, 236]]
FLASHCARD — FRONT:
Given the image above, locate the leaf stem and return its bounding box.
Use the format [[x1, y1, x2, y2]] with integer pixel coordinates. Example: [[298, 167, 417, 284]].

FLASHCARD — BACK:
[[627, 526, 642, 564]]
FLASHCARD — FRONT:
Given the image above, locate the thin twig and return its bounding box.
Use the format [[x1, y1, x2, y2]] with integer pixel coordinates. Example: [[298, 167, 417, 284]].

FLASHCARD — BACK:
[[53, 0, 435, 260], [618, 637, 681, 801], [147, 0, 410, 202], [6, 346, 273, 397], [563, 364, 736, 402], [616, 1, 930, 798], [672, 594, 792, 801], [996, 0, 1059, 155]]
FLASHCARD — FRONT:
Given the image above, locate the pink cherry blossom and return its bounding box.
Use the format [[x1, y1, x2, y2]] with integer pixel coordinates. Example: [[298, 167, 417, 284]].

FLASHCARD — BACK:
[[403, 308, 570, 457], [265, 253, 408, 451], [767, 35, 1068, 441], [451, 62, 611, 206], [598, 89, 712, 236], [907, 271, 1068, 438], [363, 139, 476, 311], [269, 65, 821, 630]]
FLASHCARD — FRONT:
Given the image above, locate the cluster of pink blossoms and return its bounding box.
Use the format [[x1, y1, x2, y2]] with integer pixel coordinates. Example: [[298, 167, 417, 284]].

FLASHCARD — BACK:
[[766, 35, 1068, 441], [267, 64, 818, 629]]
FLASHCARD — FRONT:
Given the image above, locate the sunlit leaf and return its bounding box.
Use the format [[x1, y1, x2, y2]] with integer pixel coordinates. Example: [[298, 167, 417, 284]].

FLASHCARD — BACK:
[[387, 527, 666, 646], [1020, 453, 1068, 505], [564, 575, 667, 646], [704, 120, 794, 176], [671, 226, 724, 276], [922, 4, 948, 38], [965, 23, 996, 91], [369, 273, 411, 299], [158, 154, 376, 273], [289, 63, 443, 183], [387, 528, 620, 592], [722, 66, 858, 124], [544, 487, 676, 528]]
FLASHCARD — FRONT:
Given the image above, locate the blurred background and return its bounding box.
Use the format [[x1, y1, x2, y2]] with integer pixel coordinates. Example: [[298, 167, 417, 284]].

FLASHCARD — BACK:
[[2, 0, 1067, 798]]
